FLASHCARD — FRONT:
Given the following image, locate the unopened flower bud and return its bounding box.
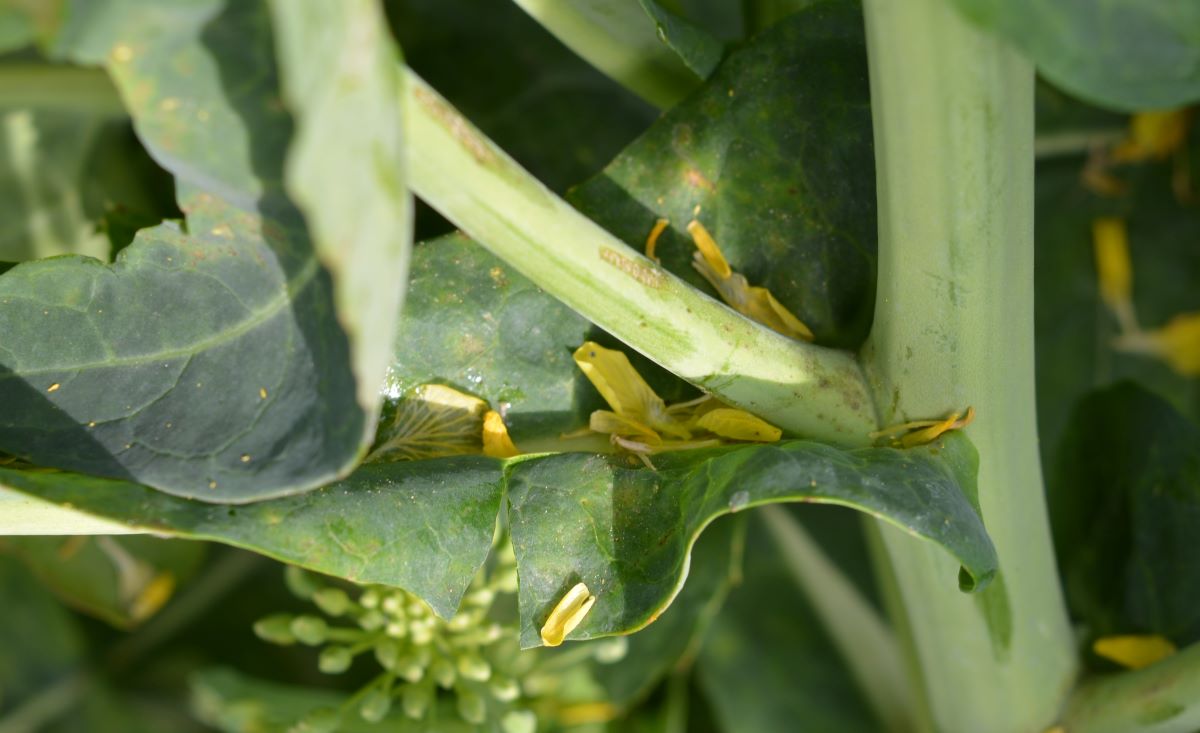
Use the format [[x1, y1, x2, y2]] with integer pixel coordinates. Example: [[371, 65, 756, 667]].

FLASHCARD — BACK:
[[490, 676, 520, 702], [359, 687, 392, 723], [501, 710, 537, 733], [312, 587, 351, 617], [253, 614, 295, 645], [295, 706, 340, 733], [374, 638, 401, 670], [402, 684, 432, 719], [284, 566, 321, 600], [457, 653, 491, 682], [318, 646, 353, 674], [456, 688, 486, 725], [290, 615, 328, 645], [432, 658, 457, 688]]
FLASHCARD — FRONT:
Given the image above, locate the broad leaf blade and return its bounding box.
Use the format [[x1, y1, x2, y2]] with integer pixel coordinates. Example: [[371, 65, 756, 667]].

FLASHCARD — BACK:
[[951, 0, 1200, 111], [0, 459, 504, 619], [508, 432, 996, 647], [0, 1, 409, 500], [569, 1, 876, 348]]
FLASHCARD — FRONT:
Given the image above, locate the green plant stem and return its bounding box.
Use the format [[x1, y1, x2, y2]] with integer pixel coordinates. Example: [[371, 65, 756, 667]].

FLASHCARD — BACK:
[[508, 0, 698, 109], [402, 69, 877, 445], [860, 0, 1076, 730], [1061, 644, 1200, 733], [760, 506, 912, 733]]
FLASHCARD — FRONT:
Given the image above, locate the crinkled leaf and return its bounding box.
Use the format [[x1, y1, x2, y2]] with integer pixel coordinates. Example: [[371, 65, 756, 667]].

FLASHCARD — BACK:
[[951, 0, 1200, 111], [569, 1, 876, 348], [0, 534, 205, 628], [1035, 156, 1200, 457], [695, 516, 876, 733], [0, 459, 504, 619], [0, 1, 409, 501], [508, 432, 996, 647], [1051, 383, 1200, 647], [637, 0, 724, 78]]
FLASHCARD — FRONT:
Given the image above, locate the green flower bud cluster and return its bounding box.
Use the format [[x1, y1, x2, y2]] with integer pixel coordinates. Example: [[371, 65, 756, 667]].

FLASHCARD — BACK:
[[253, 542, 621, 731]]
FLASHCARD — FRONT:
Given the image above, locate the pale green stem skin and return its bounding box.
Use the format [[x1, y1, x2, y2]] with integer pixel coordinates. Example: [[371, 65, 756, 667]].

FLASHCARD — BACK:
[[761, 505, 912, 733], [509, 0, 699, 109], [1061, 644, 1200, 733], [860, 1, 1076, 731], [402, 70, 877, 444]]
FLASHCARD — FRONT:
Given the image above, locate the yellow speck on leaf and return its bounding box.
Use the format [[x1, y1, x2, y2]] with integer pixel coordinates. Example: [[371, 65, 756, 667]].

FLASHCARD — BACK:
[[110, 43, 134, 63], [1093, 634, 1177, 670], [240, 454, 251, 463], [540, 582, 596, 647], [259, 387, 268, 399], [47, 383, 60, 393]]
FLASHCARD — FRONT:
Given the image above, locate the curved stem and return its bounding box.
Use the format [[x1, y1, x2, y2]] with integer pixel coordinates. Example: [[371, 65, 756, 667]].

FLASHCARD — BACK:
[[860, 0, 1076, 730], [508, 0, 698, 109], [1061, 644, 1200, 733], [402, 69, 877, 445]]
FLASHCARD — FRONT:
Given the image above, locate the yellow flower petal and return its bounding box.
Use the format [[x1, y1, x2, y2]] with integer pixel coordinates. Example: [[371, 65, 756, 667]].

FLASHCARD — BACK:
[[1112, 109, 1190, 162], [870, 407, 975, 448], [1093, 634, 1177, 670], [694, 407, 782, 442], [1149, 311, 1200, 376], [572, 342, 688, 438], [130, 572, 176, 623], [1092, 218, 1133, 310], [366, 384, 488, 462], [482, 410, 520, 458], [540, 582, 596, 647], [645, 217, 669, 263], [686, 219, 732, 279]]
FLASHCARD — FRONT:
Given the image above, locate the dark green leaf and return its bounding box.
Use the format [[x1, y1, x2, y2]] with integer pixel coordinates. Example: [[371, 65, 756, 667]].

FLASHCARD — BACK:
[[508, 432, 996, 647], [695, 518, 876, 733], [0, 459, 504, 619], [388, 234, 597, 444], [0, 535, 205, 628], [591, 516, 744, 707], [637, 0, 725, 78], [1051, 383, 1200, 646], [0, 1, 408, 501], [569, 1, 876, 348], [951, 0, 1200, 111]]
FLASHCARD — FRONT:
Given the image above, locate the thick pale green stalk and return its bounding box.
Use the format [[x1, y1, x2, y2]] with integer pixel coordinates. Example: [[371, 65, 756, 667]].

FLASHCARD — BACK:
[[402, 70, 876, 444], [509, 0, 698, 109], [761, 506, 911, 733], [1062, 644, 1200, 733], [0, 66, 125, 115], [860, 0, 1075, 730]]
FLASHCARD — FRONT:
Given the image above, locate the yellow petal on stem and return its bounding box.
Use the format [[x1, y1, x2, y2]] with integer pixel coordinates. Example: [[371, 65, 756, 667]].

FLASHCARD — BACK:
[[750, 285, 815, 342], [1093, 634, 1177, 670], [573, 342, 689, 438], [1149, 311, 1200, 376], [870, 407, 975, 448], [482, 410, 520, 458], [540, 582, 596, 647], [1092, 218, 1133, 309], [645, 217, 669, 263], [687, 219, 732, 279], [1112, 109, 1190, 163], [557, 702, 620, 726], [695, 407, 782, 442], [588, 410, 662, 444]]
